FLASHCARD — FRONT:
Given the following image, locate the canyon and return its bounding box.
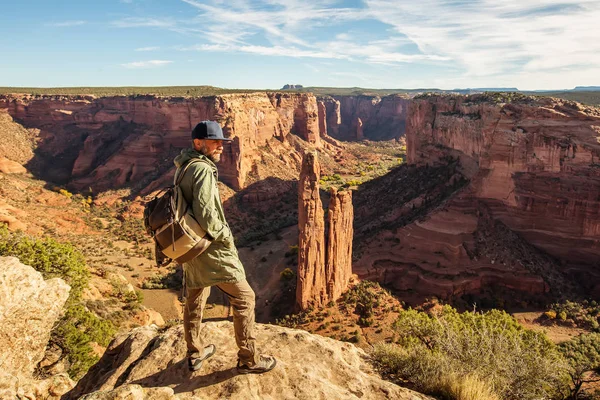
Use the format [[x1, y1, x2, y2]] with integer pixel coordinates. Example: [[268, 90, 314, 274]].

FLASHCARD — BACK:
[[2, 90, 600, 305], [3, 88, 600, 398]]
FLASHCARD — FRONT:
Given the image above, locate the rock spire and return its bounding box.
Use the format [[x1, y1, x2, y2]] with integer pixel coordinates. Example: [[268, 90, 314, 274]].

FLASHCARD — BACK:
[[296, 153, 353, 310]]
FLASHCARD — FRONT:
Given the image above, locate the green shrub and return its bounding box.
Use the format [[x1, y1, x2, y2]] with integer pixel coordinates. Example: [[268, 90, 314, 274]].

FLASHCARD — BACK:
[[0, 225, 89, 297], [0, 225, 115, 380], [548, 300, 600, 331], [54, 302, 116, 378], [558, 333, 600, 399], [280, 268, 295, 282], [373, 306, 568, 400]]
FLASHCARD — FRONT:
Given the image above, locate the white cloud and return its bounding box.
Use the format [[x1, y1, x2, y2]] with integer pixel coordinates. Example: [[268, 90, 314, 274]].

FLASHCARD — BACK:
[[47, 20, 87, 27], [121, 60, 173, 68], [112, 17, 175, 28], [112, 0, 600, 88], [365, 0, 600, 87], [135, 46, 160, 51]]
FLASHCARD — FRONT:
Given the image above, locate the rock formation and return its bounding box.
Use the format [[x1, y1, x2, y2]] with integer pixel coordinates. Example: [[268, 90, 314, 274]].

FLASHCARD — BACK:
[[68, 322, 431, 400], [0, 92, 325, 192], [0, 157, 27, 174], [321, 94, 409, 141], [326, 187, 354, 301], [0, 256, 74, 399], [408, 94, 600, 270], [297, 153, 354, 310], [354, 94, 600, 301], [317, 100, 328, 137], [355, 117, 364, 140], [322, 97, 341, 137], [296, 152, 326, 309]]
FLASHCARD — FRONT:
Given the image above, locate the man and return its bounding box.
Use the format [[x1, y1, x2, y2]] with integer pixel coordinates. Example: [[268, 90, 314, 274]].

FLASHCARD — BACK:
[[174, 120, 277, 374]]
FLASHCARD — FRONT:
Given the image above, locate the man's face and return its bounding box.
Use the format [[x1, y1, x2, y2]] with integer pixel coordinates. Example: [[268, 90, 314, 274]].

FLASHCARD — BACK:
[[194, 139, 224, 163]]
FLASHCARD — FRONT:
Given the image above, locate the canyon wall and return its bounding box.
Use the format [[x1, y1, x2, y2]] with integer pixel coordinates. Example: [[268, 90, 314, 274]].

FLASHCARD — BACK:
[[407, 94, 600, 267], [355, 95, 600, 297], [354, 94, 600, 301], [321, 94, 409, 141], [297, 153, 353, 310], [0, 93, 323, 191]]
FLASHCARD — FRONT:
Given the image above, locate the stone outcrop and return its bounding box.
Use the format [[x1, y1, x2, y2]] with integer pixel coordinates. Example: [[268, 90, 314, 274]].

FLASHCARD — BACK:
[[297, 153, 354, 310], [326, 187, 354, 301], [68, 322, 431, 400], [0, 109, 34, 165], [0, 157, 27, 174], [321, 94, 409, 141], [0, 256, 74, 399], [296, 152, 326, 309], [0, 93, 325, 192]]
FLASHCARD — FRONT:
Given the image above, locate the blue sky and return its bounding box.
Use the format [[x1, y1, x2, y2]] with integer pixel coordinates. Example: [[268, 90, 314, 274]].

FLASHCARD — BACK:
[[1, 0, 599, 90]]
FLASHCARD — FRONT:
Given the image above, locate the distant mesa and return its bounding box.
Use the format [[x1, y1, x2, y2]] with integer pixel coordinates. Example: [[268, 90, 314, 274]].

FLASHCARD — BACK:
[[281, 84, 304, 90], [573, 86, 600, 91]]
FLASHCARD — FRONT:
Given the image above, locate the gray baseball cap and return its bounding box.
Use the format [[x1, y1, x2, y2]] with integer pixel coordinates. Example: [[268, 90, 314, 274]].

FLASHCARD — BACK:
[[191, 120, 232, 141]]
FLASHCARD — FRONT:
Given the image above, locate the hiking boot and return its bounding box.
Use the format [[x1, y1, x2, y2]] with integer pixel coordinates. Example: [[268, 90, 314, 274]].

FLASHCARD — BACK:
[[236, 355, 277, 374], [187, 344, 216, 372]]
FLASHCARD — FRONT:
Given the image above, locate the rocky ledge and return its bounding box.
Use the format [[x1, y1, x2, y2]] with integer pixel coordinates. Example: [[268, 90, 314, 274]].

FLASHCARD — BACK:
[[68, 322, 430, 400]]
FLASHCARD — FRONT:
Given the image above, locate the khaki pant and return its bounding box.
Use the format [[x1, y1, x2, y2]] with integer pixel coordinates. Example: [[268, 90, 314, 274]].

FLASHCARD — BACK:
[[183, 280, 258, 366]]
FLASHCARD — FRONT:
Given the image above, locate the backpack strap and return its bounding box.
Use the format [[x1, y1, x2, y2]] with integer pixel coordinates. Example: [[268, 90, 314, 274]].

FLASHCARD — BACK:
[[174, 158, 211, 187]]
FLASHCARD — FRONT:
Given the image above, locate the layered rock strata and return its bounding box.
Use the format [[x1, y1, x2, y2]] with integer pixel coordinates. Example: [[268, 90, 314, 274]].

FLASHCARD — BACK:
[[0, 93, 324, 191], [68, 322, 431, 400], [321, 94, 409, 141], [408, 95, 600, 272], [354, 94, 600, 301], [297, 153, 353, 310]]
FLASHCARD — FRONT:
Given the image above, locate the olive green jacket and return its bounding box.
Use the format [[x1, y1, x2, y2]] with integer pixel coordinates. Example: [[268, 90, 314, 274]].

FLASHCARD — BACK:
[[174, 148, 245, 288]]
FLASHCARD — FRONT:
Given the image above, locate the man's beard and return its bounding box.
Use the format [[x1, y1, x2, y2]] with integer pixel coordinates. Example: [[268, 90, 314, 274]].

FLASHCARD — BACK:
[[208, 152, 221, 163], [201, 145, 221, 163]]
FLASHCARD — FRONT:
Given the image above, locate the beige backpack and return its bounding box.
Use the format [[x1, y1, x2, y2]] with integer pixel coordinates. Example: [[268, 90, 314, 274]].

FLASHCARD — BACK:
[[144, 160, 212, 264]]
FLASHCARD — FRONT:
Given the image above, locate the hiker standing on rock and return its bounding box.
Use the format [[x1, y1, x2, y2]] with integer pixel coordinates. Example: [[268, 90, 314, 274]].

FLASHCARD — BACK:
[[174, 120, 277, 374]]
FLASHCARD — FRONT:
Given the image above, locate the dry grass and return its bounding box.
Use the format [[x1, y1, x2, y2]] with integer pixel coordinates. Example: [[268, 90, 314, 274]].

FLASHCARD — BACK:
[[442, 374, 500, 400]]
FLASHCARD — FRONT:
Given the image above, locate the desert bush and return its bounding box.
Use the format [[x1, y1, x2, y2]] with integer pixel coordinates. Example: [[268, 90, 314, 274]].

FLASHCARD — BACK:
[[341, 280, 386, 326], [0, 225, 89, 297], [280, 267, 295, 281], [548, 300, 600, 331], [558, 333, 600, 398], [373, 305, 569, 400], [0, 225, 115, 379]]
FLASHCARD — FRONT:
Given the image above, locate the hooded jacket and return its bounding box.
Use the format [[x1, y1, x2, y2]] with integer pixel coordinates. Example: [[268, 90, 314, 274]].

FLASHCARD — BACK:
[[173, 148, 245, 288]]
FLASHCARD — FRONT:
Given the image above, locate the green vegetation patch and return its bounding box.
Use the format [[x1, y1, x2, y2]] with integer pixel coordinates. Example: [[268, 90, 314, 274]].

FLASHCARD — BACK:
[[0, 225, 115, 379], [374, 305, 567, 400]]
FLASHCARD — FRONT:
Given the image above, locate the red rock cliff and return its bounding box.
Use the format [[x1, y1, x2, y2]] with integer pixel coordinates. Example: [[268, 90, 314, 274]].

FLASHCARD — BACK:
[[321, 94, 409, 141], [0, 93, 323, 191], [404, 94, 600, 291]]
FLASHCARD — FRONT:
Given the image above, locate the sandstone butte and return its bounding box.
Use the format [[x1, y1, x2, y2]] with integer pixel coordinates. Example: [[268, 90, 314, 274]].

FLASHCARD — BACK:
[[0, 257, 431, 400], [297, 152, 353, 310], [354, 94, 600, 300]]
